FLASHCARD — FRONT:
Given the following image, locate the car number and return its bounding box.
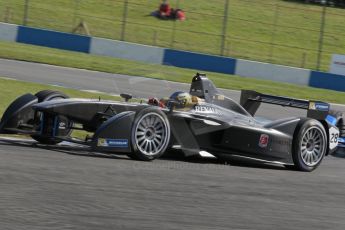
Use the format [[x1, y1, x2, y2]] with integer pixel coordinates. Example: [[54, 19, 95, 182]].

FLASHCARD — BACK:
[[329, 127, 339, 150]]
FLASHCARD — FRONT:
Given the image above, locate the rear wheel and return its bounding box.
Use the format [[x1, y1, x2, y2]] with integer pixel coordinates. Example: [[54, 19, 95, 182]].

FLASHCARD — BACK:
[[127, 108, 171, 161], [31, 90, 71, 145], [291, 119, 327, 172]]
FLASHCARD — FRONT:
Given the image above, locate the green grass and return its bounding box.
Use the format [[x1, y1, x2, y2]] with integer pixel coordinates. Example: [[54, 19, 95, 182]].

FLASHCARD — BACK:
[[1, 40, 345, 104], [0, 0, 344, 70]]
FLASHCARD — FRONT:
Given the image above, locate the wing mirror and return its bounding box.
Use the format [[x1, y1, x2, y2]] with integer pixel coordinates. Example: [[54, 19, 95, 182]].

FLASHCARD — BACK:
[[120, 93, 133, 102]]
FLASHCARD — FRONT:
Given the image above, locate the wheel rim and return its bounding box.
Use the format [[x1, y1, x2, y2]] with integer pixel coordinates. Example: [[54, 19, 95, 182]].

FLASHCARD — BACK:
[[134, 112, 169, 156], [300, 126, 326, 167]]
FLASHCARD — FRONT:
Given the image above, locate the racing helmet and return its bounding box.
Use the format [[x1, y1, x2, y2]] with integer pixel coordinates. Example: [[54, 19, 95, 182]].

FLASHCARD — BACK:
[[169, 91, 193, 108]]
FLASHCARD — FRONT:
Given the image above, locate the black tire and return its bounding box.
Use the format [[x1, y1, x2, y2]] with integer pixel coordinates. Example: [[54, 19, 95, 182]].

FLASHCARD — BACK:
[[292, 119, 327, 172], [329, 110, 345, 137], [35, 90, 68, 102], [31, 90, 70, 145], [127, 108, 171, 161]]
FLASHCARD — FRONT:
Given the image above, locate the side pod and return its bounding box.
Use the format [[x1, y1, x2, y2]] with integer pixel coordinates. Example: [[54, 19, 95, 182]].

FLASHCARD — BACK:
[[92, 111, 136, 153], [0, 94, 38, 134]]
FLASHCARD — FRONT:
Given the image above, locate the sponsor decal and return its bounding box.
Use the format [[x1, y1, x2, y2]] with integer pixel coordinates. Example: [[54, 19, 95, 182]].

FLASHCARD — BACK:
[[217, 95, 225, 100], [213, 95, 225, 101], [259, 134, 269, 148], [272, 139, 290, 146], [315, 103, 329, 111], [309, 102, 316, 110], [326, 115, 337, 126], [97, 138, 129, 148], [194, 105, 221, 114]]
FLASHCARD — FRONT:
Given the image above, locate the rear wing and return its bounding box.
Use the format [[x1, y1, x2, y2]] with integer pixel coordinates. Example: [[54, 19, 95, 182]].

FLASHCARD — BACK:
[[240, 90, 330, 120]]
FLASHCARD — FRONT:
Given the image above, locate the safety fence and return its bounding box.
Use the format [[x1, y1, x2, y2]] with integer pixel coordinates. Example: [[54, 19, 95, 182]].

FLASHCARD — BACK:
[[1, 0, 345, 71]]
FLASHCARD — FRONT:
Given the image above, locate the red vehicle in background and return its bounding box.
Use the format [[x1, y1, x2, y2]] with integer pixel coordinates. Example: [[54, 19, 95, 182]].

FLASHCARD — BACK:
[[159, 1, 172, 17], [155, 0, 186, 21]]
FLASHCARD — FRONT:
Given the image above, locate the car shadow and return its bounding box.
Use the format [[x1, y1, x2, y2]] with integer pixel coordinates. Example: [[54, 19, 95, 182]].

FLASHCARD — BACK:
[[331, 148, 345, 159], [0, 138, 288, 171], [159, 150, 287, 171], [0, 137, 129, 160]]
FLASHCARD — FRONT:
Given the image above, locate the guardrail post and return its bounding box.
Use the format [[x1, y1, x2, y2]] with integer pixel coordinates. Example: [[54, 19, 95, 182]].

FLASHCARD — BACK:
[[220, 0, 230, 56], [153, 30, 158, 46], [170, 0, 180, 48], [269, 4, 279, 61], [316, 5, 326, 71], [121, 0, 129, 41], [23, 0, 30, 26], [301, 52, 306, 68], [72, 0, 81, 30]]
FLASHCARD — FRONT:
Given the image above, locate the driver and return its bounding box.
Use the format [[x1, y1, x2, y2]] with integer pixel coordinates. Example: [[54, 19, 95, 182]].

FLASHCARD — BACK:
[[169, 91, 192, 108], [148, 92, 203, 109]]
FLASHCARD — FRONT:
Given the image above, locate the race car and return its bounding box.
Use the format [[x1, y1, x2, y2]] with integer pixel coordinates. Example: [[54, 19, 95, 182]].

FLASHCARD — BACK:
[[0, 73, 342, 171]]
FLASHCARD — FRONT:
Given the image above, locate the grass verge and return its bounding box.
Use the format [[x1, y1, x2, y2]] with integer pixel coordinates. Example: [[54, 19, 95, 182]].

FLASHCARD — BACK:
[[0, 41, 345, 104]]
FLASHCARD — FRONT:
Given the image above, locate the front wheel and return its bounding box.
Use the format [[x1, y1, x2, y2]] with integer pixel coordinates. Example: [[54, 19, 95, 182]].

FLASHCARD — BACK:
[[292, 119, 327, 172], [31, 90, 71, 145], [127, 108, 171, 161]]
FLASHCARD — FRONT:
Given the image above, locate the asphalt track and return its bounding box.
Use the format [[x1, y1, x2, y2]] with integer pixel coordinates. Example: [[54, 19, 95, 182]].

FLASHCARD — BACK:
[[1, 58, 345, 229]]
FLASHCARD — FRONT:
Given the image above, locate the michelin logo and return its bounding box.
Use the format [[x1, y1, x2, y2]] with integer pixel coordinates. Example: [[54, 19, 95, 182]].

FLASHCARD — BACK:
[[98, 138, 129, 148]]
